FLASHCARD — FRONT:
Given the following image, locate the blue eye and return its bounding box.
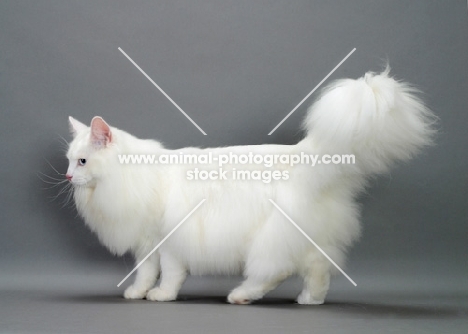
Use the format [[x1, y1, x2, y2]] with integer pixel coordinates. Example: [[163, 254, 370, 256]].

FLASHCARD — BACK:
[[79, 159, 87, 166]]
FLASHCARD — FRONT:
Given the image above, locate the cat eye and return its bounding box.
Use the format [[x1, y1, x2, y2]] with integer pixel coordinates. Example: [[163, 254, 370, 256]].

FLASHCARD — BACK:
[[78, 158, 87, 166]]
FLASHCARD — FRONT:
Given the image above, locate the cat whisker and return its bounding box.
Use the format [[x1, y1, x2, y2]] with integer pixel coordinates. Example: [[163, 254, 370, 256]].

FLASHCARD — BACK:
[[37, 170, 65, 180], [43, 158, 65, 176], [56, 134, 70, 154], [41, 175, 66, 183], [58, 134, 69, 146], [56, 183, 73, 198], [37, 172, 67, 186], [37, 173, 66, 183], [49, 193, 72, 206], [37, 167, 70, 206], [62, 186, 84, 210], [62, 190, 76, 209], [42, 183, 67, 190]]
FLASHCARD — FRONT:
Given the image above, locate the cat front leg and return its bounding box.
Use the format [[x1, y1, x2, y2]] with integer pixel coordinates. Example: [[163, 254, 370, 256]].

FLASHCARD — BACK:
[[146, 251, 186, 302], [123, 252, 160, 299]]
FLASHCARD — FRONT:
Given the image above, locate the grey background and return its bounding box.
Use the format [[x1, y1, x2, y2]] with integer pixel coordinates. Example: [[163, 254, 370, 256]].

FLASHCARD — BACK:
[[1, 0, 467, 333]]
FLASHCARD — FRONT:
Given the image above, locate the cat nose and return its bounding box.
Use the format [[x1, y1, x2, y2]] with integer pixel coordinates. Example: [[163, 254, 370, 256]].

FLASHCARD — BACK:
[[66, 174, 72, 181]]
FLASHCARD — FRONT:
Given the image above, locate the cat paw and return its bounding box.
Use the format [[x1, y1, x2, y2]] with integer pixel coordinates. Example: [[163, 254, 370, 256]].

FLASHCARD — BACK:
[[227, 289, 253, 305], [123, 285, 147, 300], [146, 287, 177, 302], [296, 291, 325, 305]]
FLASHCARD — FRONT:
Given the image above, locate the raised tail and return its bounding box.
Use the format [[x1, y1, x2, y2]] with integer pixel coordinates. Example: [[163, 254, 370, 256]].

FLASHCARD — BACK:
[[303, 69, 437, 175]]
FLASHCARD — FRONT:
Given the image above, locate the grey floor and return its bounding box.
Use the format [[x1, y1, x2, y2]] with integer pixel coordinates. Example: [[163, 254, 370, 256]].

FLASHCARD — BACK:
[[2, 263, 467, 334]]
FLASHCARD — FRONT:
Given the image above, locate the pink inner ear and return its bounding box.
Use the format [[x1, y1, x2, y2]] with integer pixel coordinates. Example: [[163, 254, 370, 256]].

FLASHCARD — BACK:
[[90, 117, 112, 147]]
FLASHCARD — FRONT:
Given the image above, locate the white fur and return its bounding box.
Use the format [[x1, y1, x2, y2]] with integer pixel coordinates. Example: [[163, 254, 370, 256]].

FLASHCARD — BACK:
[[66, 70, 435, 304]]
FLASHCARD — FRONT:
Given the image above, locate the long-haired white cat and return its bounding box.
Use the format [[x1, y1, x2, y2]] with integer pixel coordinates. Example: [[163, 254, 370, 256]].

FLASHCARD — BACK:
[[66, 69, 435, 304]]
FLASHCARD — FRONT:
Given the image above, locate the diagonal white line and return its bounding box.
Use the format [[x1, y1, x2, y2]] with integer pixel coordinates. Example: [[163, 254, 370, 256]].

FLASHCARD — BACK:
[[269, 199, 357, 286], [268, 48, 356, 135], [118, 47, 207, 135], [117, 199, 206, 287]]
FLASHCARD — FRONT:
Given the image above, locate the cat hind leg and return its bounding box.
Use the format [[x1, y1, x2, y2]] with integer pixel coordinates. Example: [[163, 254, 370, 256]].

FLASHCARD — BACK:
[[296, 257, 331, 305], [227, 273, 289, 305]]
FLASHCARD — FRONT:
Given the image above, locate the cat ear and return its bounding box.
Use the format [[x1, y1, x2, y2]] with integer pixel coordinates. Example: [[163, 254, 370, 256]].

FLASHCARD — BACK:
[[90, 116, 112, 148], [69, 116, 88, 137]]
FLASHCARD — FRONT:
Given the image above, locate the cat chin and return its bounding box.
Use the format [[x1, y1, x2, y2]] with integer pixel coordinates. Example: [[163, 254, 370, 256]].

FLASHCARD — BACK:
[[71, 181, 88, 187]]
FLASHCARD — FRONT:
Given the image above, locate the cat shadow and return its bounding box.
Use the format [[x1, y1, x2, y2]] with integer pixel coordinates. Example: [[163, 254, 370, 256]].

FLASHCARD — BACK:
[[306, 300, 466, 318], [44, 292, 467, 318]]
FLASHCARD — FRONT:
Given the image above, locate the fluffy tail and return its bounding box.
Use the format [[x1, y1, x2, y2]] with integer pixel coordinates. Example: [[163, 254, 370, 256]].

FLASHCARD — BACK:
[[303, 69, 437, 175]]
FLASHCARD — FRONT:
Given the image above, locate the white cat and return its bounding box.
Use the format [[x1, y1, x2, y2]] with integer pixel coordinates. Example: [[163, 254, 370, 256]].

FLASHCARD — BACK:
[[66, 69, 435, 304]]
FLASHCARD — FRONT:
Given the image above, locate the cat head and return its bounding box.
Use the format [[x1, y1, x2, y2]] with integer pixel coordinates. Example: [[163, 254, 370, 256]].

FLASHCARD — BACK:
[[66, 116, 113, 187]]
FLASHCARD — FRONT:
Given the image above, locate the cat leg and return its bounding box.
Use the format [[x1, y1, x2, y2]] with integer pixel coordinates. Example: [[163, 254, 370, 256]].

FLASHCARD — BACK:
[[296, 258, 330, 305], [227, 274, 289, 305], [124, 252, 160, 299], [146, 251, 186, 302]]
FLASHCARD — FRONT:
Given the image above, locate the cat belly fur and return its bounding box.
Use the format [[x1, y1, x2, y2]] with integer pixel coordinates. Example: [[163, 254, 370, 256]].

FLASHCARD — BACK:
[[158, 143, 361, 278]]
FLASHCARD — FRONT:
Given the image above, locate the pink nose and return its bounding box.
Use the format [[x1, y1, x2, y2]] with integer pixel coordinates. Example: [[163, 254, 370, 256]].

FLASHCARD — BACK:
[[66, 174, 72, 181]]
